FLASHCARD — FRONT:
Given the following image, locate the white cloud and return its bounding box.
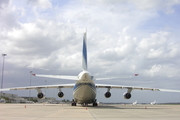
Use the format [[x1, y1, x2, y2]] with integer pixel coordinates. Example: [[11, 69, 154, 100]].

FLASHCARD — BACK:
[[144, 63, 180, 78], [0, 1, 20, 29], [147, 48, 164, 59], [27, 0, 52, 9], [0, 0, 10, 10], [98, 0, 180, 14], [148, 64, 162, 77]]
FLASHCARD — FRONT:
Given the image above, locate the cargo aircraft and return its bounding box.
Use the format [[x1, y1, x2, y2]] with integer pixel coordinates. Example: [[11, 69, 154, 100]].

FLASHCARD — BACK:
[[150, 100, 156, 105], [1, 31, 180, 106], [132, 100, 137, 105]]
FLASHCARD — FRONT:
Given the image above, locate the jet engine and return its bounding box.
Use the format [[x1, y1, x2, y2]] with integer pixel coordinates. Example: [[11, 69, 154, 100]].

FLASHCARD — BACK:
[[104, 92, 111, 98], [58, 92, 64, 98], [37, 93, 45, 99], [123, 92, 131, 99]]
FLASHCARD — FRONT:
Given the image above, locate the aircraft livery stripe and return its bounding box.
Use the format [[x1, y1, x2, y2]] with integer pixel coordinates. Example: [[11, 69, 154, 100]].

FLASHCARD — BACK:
[[73, 83, 96, 92]]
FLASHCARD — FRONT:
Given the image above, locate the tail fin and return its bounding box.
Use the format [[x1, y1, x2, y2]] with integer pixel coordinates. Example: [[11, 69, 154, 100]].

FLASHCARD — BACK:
[[82, 31, 88, 71]]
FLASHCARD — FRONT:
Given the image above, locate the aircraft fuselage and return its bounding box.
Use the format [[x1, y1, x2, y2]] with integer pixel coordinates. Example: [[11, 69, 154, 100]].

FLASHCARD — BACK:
[[73, 71, 96, 104]]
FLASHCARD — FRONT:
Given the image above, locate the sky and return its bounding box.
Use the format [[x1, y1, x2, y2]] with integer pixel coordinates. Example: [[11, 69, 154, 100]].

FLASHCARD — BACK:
[[0, 0, 180, 103]]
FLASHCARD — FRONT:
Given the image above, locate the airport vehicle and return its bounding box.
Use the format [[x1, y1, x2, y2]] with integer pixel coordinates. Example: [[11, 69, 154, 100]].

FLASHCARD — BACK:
[[1, 31, 180, 106]]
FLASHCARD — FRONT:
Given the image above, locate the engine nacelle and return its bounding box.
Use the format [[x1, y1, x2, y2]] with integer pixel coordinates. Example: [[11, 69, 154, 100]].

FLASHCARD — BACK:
[[104, 92, 111, 98], [37, 93, 45, 99], [123, 92, 131, 99], [58, 92, 64, 98]]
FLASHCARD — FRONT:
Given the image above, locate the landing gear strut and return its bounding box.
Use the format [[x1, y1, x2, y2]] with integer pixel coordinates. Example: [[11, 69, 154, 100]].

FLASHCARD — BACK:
[[93, 99, 98, 106], [71, 99, 76, 106], [93, 102, 98, 106]]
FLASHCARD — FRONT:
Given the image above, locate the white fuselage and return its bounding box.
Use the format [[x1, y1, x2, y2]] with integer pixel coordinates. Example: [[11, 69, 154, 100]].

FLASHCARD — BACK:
[[132, 100, 137, 105], [73, 71, 96, 104], [151, 101, 156, 105]]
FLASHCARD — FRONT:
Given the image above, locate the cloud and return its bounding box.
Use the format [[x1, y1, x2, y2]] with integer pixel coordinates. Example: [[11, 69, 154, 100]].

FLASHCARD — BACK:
[[95, 0, 180, 14], [3, 19, 80, 71], [0, 0, 10, 10], [138, 31, 180, 61], [27, 0, 52, 9], [1, 0, 180, 74], [0, 0, 21, 29]]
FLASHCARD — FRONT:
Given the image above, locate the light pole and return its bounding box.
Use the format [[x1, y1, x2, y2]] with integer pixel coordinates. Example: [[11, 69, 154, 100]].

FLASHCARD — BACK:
[[45, 80, 47, 102], [29, 71, 33, 101], [45, 80, 47, 95], [1, 54, 7, 97]]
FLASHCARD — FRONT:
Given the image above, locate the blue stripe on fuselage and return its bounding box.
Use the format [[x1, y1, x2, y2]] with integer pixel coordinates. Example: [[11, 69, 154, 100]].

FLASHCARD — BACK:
[[73, 83, 96, 92]]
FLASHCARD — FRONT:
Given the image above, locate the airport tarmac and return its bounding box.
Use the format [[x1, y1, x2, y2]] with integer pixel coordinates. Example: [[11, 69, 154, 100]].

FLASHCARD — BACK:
[[0, 103, 179, 120]]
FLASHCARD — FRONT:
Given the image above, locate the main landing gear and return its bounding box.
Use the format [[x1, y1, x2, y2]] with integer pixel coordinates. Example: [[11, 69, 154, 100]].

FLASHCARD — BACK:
[[71, 99, 76, 106], [71, 99, 98, 107], [93, 99, 98, 106], [93, 102, 98, 106]]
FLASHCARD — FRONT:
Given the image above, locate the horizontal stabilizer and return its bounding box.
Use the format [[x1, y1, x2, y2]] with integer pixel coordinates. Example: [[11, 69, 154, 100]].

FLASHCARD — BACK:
[[96, 76, 131, 80], [32, 74, 78, 80]]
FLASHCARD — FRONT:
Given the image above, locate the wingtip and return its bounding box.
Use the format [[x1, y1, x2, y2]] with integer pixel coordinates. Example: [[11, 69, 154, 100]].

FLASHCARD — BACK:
[[0, 88, 10, 91], [159, 89, 180, 93]]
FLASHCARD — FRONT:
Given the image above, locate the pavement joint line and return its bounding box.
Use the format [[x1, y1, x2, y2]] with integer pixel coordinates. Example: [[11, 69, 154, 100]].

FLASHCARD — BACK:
[[88, 109, 97, 120]]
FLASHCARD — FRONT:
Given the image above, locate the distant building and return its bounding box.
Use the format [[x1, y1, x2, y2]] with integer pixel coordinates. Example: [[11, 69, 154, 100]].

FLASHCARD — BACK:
[[2, 93, 27, 103], [1, 92, 58, 103], [22, 96, 57, 103]]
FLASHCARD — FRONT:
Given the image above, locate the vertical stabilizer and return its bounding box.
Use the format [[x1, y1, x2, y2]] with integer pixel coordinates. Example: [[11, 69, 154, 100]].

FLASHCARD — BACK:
[[82, 31, 88, 71]]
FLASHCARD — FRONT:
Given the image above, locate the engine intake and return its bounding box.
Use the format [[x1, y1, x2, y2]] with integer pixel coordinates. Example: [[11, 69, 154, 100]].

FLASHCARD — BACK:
[[123, 93, 131, 99], [37, 93, 45, 99], [104, 92, 111, 98], [58, 92, 64, 98]]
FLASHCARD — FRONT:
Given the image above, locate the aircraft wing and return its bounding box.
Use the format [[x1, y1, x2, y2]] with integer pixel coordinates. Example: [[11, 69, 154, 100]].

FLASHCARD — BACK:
[[95, 84, 180, 92], [0, 84, 75, 91], [32, 74, 78, 80]]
